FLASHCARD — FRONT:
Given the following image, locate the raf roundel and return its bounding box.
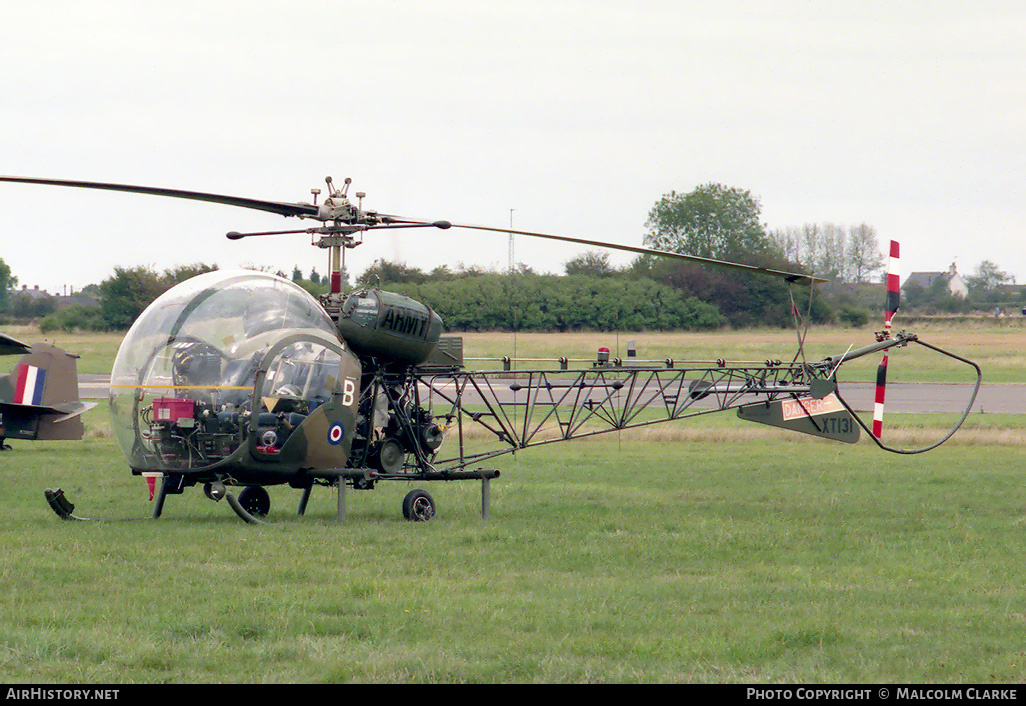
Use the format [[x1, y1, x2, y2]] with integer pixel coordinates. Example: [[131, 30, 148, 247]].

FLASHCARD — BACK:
[[327, 422, 345, 446]]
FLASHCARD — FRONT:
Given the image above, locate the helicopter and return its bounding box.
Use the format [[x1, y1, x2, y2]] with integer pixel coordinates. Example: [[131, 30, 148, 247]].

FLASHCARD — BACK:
[[0, 175, 981, 524], [0, 332, 96, 450]]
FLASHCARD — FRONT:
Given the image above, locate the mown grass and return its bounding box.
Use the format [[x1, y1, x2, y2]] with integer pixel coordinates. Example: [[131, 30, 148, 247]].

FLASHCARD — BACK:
[[1, 324, 123, 375], [5, 321, 1023, 382], [462, 327, 1018, 383], [1, 407, 1025, 683]]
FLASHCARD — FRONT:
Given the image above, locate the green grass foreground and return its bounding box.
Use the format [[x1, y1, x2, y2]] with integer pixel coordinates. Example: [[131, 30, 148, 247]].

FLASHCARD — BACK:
[[1, 411, 1025, 683]]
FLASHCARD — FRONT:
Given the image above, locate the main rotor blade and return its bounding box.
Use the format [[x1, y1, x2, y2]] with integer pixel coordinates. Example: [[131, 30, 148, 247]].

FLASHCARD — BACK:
[[0, 175, 824, 285], [0, 176, 319, 219], [448, 222, 826, 285]]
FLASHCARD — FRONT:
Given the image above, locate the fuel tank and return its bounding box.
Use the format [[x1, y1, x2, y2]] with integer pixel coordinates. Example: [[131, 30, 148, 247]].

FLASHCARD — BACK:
[[336, 288, 443, 365]]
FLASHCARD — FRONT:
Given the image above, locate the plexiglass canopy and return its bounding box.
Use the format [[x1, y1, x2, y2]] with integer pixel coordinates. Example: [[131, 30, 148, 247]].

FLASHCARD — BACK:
[[109, 270, 349, 472]]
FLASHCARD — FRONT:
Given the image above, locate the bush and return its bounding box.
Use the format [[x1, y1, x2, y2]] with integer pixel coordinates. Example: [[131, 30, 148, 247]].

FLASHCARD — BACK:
[[390, 273, 728, 332], [838, 306, 870, 327], [39, 305, 109, 333]]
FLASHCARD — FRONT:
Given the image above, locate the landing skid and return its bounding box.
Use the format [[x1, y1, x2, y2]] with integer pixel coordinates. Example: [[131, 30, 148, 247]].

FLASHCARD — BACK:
[[43, 484, 266, 524], [46, 469, 501, 524], [43, 488, 149, 522], [223, 487, 268, 525], [44, 487, 87, 521]]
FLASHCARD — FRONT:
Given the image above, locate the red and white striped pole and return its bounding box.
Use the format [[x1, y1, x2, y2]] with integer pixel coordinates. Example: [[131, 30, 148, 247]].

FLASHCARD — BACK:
[[872, 240, 901, 438]]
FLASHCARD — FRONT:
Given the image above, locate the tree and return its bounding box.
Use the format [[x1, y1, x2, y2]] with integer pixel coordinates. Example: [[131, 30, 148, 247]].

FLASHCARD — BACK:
[[966, 260, 1014, 294], [429, 265, 456, 281], [98, 263, 219, 329], [357, 259, 426, 287], [817, 223, 848, 282], [388, 270, 728, 332], [8, 291, 56, 319], [564, 250, 615, 277], [769, 222, 884, 284], [780, 223, 847, 280], [290, 265, 344, 297], [99, 266, 167, 329], [0, 257, 17, 312], [846, 224, 885, 283], [640, 186, 830, 327], [40, 304, 107, 333], [644, 183, 777, 262], [625, 255, 830, 328], [164, 263, 218, 287]]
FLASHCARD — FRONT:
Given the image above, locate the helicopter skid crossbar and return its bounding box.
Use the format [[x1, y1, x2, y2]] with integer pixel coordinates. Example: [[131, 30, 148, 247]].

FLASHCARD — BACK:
[[313, 469, 500, 522], [356, 469, 501, 483]]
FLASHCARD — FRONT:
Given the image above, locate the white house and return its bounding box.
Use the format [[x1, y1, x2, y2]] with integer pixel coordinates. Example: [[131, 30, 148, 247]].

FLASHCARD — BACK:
[[902, 263, 968, 299]]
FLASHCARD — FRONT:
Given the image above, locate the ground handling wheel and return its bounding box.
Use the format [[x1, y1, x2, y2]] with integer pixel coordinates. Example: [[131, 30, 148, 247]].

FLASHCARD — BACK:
[[238, 486, 271, 518], [401, 489, 435, 522]]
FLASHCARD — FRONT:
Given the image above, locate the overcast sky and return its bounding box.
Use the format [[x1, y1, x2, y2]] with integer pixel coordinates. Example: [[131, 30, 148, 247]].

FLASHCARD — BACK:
[[1, 0, 1023, 296]]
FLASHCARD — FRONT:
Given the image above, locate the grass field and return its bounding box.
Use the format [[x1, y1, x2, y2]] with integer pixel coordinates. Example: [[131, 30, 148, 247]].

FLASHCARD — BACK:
[[462, 325, 1025, 383], [1, 405, 1025, 683], [4, 320, 1025, 382]]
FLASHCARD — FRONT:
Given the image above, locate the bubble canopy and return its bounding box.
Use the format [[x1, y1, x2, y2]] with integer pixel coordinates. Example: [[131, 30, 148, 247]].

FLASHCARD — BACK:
[[109, 271, 359, 476]]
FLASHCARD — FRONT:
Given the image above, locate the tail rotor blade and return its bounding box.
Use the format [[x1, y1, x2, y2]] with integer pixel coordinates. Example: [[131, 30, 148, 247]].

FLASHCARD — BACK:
[[872, 353, 890, 438], [884, 240, 901, 327], [872, 240, 900, 439]]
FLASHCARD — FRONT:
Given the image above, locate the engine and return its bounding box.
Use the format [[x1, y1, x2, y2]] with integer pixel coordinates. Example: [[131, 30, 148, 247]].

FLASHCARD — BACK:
[[343, 372, 447, 478]]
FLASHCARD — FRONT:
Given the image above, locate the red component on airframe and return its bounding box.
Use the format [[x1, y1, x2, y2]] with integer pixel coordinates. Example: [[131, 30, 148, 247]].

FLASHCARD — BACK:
[[152, 397, 195, 423]]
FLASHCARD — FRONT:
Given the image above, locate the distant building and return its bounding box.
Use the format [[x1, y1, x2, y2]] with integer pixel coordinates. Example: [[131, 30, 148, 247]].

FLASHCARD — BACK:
[[16, 284, 51, 301], [14, 285, 98, 309], [55, 294, 99, 309], [903, 263, 968, 299]]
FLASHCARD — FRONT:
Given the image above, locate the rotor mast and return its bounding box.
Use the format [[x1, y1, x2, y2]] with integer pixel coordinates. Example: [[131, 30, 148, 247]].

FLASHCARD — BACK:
[[309, 177, 364, 321], [302, 177, 453, 321]]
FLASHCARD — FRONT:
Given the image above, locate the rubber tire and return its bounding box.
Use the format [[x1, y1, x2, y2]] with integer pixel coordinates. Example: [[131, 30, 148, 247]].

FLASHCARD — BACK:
[[238, 485, 271, 518], [402, 489, 435, 522]]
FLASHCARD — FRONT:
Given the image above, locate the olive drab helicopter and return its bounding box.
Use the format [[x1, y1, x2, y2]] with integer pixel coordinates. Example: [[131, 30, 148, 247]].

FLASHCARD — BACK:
[[0, 175, 981, 524]]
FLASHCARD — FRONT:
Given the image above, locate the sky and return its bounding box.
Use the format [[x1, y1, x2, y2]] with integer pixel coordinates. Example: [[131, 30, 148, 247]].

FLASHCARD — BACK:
[[1, 0, 1023, 296]]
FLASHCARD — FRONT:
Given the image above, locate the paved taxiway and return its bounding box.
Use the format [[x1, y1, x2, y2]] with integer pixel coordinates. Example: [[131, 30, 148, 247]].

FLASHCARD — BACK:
[[79, 374, 1022, 414]]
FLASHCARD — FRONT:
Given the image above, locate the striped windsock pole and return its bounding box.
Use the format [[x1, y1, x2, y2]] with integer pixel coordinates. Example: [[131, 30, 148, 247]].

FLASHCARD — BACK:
[[872, 240, 901, 438]]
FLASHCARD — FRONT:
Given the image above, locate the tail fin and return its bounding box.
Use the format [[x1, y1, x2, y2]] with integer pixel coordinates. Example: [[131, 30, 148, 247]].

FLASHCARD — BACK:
[[11, 343, 85, 407], [0, 342, 96, 442], [872, 241, 900, 439]]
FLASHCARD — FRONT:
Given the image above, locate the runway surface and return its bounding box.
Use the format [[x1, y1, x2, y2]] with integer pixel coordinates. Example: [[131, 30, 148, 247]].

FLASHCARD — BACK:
[[78, 374, 1023, 414]]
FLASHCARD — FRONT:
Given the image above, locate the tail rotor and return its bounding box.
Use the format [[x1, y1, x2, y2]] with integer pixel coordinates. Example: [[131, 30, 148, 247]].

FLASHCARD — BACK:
[[872, 240, 901, 439]]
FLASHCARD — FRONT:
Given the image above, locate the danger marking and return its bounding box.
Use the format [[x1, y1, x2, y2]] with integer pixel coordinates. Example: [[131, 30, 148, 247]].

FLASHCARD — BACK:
[[781, 393, 844, 421]]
